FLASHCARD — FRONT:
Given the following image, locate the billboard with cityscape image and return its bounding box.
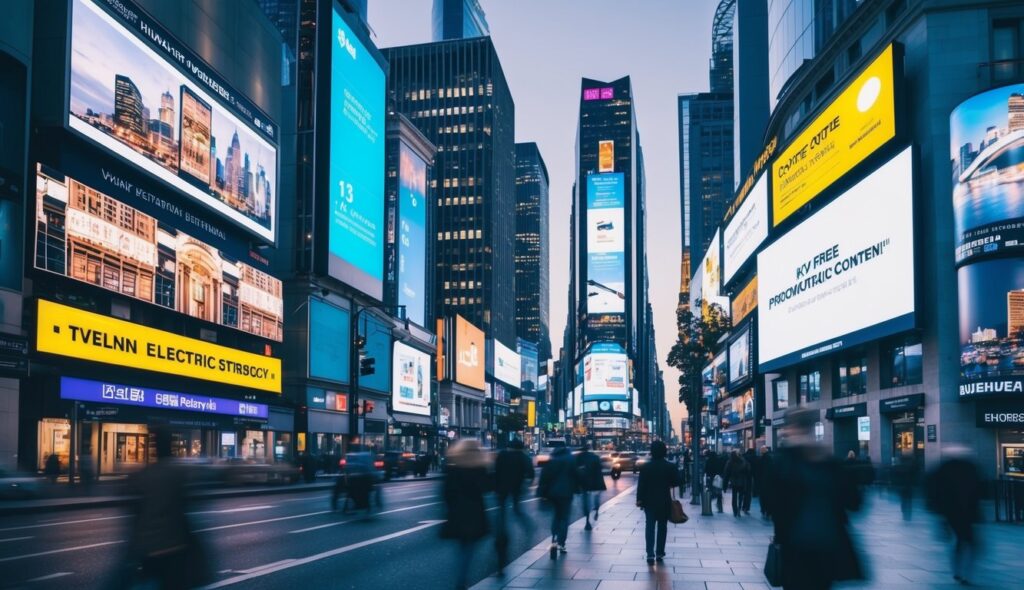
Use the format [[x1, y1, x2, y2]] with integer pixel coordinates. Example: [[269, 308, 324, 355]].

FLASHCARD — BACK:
[[957, 258, 1024, 396], [67, 0, 278, 242]]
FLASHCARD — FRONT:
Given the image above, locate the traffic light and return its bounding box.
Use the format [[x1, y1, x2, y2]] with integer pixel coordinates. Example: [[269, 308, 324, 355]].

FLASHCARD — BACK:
[[360, 356, 376, 376], [364, 400, 375, 413]]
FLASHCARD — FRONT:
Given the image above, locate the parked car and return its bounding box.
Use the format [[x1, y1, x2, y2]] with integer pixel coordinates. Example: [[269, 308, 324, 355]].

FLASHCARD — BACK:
[[0, 469, 41, 500]]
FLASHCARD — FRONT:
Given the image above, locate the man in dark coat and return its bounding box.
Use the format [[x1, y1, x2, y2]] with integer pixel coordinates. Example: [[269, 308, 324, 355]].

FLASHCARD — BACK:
[[575, 442, 607, 530], [724, 450, 751, 517], [442, 439, 492, 590], [494, 438, 534, 573], [757, 446, 774, 520], [636, 441, 681, 564], [704, 451, 724, 513], [538, 445, 577, 557], [926, 448, 983, 585], [743, 447, 758, 511]]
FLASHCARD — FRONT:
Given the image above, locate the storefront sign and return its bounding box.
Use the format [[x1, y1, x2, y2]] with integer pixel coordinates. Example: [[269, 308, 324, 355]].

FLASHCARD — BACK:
[[0, 333, 28, 374], [37, 300, 281, 393], [61, 376, 268, 418], [927, 424, 937, 442], [826, 402, 867, 420], [976, 400, 1024, 427], [857, 416, 871, 441], [879, 393, 925, 414]]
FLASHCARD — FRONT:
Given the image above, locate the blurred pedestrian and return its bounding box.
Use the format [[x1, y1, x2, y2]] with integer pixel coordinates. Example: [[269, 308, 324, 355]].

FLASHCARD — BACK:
[[744, 447, 758, 512], [724, 450, 750, 517], [926, 447, 982, 585], [890, 456, 917, 521], [636, 441, 681, 564], [704, 451, 724, 513], [538, 445, 577, 558], [575, 442, 606, 530], [757, 446, 774, 520], [441, 439, 492, 590], [767, 409, 864, 589], [494, 438, 534, 575], [44, 453, 60, 484]]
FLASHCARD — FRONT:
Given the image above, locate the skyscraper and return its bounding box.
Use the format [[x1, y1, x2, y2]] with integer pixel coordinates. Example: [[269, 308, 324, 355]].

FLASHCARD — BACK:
[[514, 142, 551, 363], [1009, 290, 1024, 338], [732, 0, 769, 185], [384, 37, 517, 347], [114, 74, 145, 139], [432, 0, 489, 41], [1010, 93, 1024, 132]]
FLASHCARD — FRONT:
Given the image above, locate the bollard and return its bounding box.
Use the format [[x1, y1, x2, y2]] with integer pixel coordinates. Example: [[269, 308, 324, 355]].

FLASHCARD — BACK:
[[701, 487, 713, 516]]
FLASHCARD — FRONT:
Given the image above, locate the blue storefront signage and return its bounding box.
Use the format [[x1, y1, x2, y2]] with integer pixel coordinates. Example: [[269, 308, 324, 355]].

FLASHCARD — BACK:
[[60, 377, 268, 419]]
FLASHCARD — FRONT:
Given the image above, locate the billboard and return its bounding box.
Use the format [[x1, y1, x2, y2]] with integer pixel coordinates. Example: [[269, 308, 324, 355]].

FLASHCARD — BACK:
[[758, 147, 915, 371], [358, 315, 392, 393], [309, 299, 350, 384], [37, 299, 281, 393], [397, 142, 428, 326], [583, 87, 614, 101], [950, 84, 1024, 266], [583, 342, 629, 400], [492, 340, 521, 388], [772, 44, 898, 227], [598, 140, 614, 173], [35, 165, 283, 341], [729, 327, 752, 388], [392, 342, 430, 416], [61, 376, 268, 419], [700, 230, 730, 314], [327, 7, 386, 300], [586, 173, 626, 315], [723, 175, 768, 285], [956, 259, 1024, 397], [68, 0, 278, 242], [455, 315, 485, 390], [518, 339, 539, 393], [731, 276, 758, 325]]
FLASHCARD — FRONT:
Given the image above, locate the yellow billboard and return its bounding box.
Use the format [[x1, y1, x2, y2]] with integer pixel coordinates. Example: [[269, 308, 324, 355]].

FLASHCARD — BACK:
[[454, 315, 485, 390], [772, 44, 897, 226], [527, 400, 536, 428], [598, 140, 614, 173], [731, 275, 758, 325], [36, 299, 282, 393]]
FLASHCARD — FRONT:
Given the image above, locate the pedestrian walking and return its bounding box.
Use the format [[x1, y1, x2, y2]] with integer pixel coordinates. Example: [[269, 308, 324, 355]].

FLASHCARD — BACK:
[[704, 451, 724, 513], [757, 446, 774, 520], [575, 442, 606, 530], [766, 409, 864, 590], [441, 439, 492, 590], [636, 441, 681, 564], [538, 445, 577, 558], [44, 453, 60, 484], [724, 450, 750, 517], [493, 438, 534, 575], [890, 456, 917, 521], [743, 447, 758, 512], [926, 447, 983, 586]]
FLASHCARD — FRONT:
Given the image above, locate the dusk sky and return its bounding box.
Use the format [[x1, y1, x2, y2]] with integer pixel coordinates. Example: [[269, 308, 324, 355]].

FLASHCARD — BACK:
[[369, 0, 719, 433]]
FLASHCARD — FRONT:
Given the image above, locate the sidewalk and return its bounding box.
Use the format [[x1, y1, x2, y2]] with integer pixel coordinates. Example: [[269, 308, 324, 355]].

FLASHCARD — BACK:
[[473, 486, 1023, 590]]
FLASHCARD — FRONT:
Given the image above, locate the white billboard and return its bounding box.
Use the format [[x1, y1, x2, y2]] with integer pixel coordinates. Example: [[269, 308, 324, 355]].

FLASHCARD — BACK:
[[723, 175, 768, 285], [392, 342, 431, 416], [698, 230, 730, 313], [757, 147, 916, 371], [493, 340, 521, 388], [583, 343, 629, 400]]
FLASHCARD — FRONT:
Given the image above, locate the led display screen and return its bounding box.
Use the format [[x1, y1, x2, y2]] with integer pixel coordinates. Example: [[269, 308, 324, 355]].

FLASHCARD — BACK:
[[518, 338, 539, 393], [586, 173, 625, 315], [698, 230, 729, 314], [492, 339, 521, 389], [583, 342, 629, 401], [68, 0, 278, 242], [392, 342, 431, 416], [61, 376, 268, 419], [723, 175, 768, 285], [729, 327, 752, 387], [758, 147, 916, 371], [328, 8, 386, 300], [357, 314, 391, 393], [398, 142, 427, 325], [309, 299, 350, 383], [957, 259, 1024, 397], [455, 315, 485, 390]]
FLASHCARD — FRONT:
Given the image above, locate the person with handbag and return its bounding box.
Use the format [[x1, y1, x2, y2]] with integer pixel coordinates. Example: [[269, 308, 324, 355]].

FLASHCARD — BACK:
[[704, 450, 725, 513], [636, 441, 682, 565]]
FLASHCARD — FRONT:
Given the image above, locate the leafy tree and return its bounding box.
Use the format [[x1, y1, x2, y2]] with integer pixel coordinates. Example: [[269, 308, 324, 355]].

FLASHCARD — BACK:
[[666, 299, 731, 419]]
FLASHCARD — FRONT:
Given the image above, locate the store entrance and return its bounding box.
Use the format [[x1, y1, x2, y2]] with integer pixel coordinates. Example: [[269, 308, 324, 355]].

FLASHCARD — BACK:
[[115, 433, 148, 466], [891, 411, 924, 470]]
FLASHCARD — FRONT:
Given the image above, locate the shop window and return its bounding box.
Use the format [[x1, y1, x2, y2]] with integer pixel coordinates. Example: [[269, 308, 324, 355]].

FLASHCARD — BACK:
[[836, 353, 868, 398], [799, 370, 821, 402], [882, 334, 923, 388]]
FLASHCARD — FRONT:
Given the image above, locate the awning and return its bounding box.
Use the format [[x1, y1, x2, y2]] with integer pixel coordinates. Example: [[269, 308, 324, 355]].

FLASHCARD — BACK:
[[879, 393, 925, 414], [308, 409, 348, 434], [392, 411, 434, 427]]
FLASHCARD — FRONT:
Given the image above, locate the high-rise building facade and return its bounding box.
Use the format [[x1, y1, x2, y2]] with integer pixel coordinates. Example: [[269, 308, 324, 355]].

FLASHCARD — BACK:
[[432, 0, 489, 41], [514, 142, 551, 363], [732, 0, 769, 185]]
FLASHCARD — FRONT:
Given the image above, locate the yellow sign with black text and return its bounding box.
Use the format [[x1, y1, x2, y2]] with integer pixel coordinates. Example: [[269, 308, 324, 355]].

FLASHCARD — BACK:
[[772, 44, 897, 226], [36, 299, 282, 393]]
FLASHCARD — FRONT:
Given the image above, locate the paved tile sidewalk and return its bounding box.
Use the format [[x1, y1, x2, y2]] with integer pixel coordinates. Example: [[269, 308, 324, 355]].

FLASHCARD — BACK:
[[472, 484, 1022, 590]]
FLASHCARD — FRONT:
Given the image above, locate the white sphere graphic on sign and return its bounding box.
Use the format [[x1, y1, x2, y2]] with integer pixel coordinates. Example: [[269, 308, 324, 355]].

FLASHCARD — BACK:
[[857, 77, 882, 113]]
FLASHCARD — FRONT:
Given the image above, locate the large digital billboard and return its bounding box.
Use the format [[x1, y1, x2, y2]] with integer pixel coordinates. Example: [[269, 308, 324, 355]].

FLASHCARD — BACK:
[[729, 327, 752, 388], [61, 377, 268, 419], [392, 342, 431, 416], [398, 142, 428, 326], [700, 230, 730, 314], [492, 340, 521, 389], [758, 147, 915, 371], [67, 0, 278, 242], [35, 165, 283, 341], [586, 173, 626, 315], [957, 259, 1024, 397], [731, 276, 758, 325], [583, 342, 629, 400], [455, 315, 485, 390], [723, 175, 768, 285], [309, 299, 350, 384], [772, 44, 897, 227], [327, 8, 386, 300], [358, 315, 392, 393], [518, 338, 539, 393]]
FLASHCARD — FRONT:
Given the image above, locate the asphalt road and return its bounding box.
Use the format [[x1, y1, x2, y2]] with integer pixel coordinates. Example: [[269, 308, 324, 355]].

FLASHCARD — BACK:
[[0, 472, 635, 589]]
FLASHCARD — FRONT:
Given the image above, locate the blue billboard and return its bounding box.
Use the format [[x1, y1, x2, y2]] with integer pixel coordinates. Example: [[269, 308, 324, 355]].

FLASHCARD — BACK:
[[61, 377, 268, 419], [309, 299, 350, 383], [586, 173, 626, 316], [328, 8, 386, 300], [398, 142, 428, 326], [358, 314, 392, 393], [517, 338, 539, 393]]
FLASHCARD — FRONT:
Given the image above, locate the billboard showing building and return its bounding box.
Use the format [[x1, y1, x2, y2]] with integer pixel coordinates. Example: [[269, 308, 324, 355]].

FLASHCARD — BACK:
[[518, 338, 539, 393], [398, 142, 428, 326], [583, 342, 629, 401], [67, 0, 278, 242], [392, 342, 431, 416], [586, 173, 626, 317]]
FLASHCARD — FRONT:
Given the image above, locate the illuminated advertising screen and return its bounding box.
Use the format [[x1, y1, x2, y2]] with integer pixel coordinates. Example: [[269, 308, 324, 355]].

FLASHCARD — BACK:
[[35, 164, 283, 341], [772, 44, 897, 227], [392, 342, 431, 416], [598, 140, 614, 173], [950, 84, 1024, 265], [699, 230, 729, 314], [586, 173, 626, 315], [328, 8, 386, 300], [723, 175, 768, 285], [358, 315, 391, 393], [492, 339, 521, 388], [957, 259, 1024, 397], [398, 142, 427, 325], [583, 342, 629, 400], [61, 377, 268, 419], [758, 147, 915, 371], [455, 315, 485, 390], [729, 327, 752, 388], [67, 0, 278, 242], [731, 276, 757, 325], [517, 339, 539, 393], [309, 299, 350, 384], [583, 87, 614, 101]]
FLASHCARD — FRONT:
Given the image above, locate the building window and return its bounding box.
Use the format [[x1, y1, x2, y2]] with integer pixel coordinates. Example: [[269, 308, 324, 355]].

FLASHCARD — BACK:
[[882, 334, 923, 388], [993, 19, 1024, 82], [799, 370, 821, 403], [836, 353, 868, 398]]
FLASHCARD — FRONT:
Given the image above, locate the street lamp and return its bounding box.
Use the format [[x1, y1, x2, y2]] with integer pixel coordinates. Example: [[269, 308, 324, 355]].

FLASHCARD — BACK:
[[349, 303, 406, 453]]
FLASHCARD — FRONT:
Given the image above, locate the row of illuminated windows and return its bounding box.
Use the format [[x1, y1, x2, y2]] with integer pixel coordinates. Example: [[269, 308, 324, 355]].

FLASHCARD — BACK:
[[439, 196, 481, 206], [406, 86, 482, 100], [443, 297, 481, 306], [445, 262, 479, 272], [437, 123, 477, 135], [442, 177, 478, 188], [409, 105, 482, 117], [443, 280, 483, 290], [437, 229, 483, 240], [437, 143, 486, 153]]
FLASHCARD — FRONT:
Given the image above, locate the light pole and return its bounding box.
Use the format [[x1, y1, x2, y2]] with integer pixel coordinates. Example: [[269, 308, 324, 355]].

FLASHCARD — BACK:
[[349, 303, 406, 453]]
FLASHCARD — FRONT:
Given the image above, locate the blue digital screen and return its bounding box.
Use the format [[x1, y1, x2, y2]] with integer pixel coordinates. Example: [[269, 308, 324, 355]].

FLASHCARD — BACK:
[[309, 299, 350, 383], [328, 9, 386, 300], [358, 314, 392, 393], [398, 142, 428, 326], [60, 377, 268, 419], [586, 173, 626, 315]]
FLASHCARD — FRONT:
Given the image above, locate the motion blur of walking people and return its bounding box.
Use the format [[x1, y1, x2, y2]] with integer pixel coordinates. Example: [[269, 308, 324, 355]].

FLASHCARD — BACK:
[[704, 450, 724, 513], [890, 455, 918, 521], [765, 409, 865, 590], [441, 439, 492, 590], [926, 446, 983, 586], [493, 438, 534, 575], [538, 444, 577, 558], [743, 447, 757, 513], [575, 442, 606, 530], [724, 450, 750, 517], [757, 446, 774, 520], [636, 441, 681, 564]]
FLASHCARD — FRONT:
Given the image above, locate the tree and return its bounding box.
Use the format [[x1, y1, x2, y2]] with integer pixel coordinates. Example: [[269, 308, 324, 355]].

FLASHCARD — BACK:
[[496, 412, 528, 434]]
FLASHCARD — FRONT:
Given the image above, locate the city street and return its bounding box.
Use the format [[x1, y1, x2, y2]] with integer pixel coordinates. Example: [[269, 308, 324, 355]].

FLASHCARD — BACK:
[[0, 474, 631, 589]]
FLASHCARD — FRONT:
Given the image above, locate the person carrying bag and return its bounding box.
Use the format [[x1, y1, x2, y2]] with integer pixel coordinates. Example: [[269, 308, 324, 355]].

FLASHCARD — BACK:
[[636, 441, 682, 564]]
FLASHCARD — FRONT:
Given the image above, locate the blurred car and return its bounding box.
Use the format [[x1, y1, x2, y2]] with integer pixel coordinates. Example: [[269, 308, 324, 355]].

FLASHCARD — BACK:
[[0, 469, 41, 500], [536, 447, 555, 466], [634, 452, 652, 473], [610, 452, 638, 479], [381, 451, 419, 479], [599, 452, 615, 474]]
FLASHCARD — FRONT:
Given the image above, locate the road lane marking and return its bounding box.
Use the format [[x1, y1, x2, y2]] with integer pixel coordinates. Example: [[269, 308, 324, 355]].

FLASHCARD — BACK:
[[202, 520, 446, 588], [0, 540, 124, 563], [0, 536, 32, 543], [189, 505, 275, 515], [195, 510, 332, 533], [0, 515, 128, 532], [26, 572, 74, 582], [288, 501, 442, 534], [219, 558, 297, 575]]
